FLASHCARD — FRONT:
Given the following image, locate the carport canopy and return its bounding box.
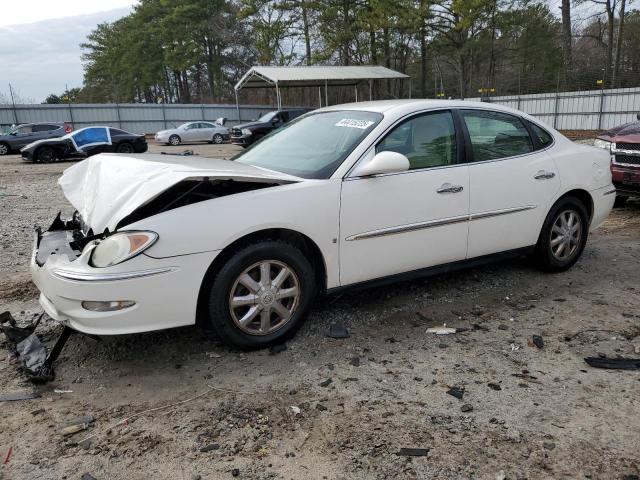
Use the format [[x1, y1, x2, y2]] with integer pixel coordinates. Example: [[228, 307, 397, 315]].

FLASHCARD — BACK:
[[234, 65, 411, 113]]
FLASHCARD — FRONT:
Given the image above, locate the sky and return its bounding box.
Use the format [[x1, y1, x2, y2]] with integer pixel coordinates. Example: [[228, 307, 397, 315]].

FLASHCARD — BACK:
[[0, 2, 136, 103], [0, 0, 604, 104]]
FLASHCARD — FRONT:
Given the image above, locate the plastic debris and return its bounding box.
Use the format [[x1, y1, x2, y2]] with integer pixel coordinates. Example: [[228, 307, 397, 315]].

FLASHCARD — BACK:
[[290, 405, 301, 415], [446, 386, 465, 400], [0, 391, 39, 402], [532, 335, 544, 349], [584, 357, 640, 370], [426, 324, 457, 335], [327, 323, 350, 339], [54, 389, 73, 394], [199, 443, 220, 452], [396, 447, 429, 456]]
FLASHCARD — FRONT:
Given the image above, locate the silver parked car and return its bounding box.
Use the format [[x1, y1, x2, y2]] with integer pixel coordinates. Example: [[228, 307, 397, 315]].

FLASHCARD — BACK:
[[155, 119, 230, 146]]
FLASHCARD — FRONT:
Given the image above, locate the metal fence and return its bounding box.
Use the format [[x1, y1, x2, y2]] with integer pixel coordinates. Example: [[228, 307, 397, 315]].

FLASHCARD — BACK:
[[2, 86, 640, 133], [468, 86, 640, 131], [0, 103, 277, 134]]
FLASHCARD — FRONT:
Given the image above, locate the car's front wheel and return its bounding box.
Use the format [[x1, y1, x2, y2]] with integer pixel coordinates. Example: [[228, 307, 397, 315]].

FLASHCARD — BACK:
[[168, 135, 181, 146], [0, 143, 9, 155], [36, 146, 57, 163], [533, 196, 589, 272], [212, 133, 224, 144], [205, 240, 315, 349]]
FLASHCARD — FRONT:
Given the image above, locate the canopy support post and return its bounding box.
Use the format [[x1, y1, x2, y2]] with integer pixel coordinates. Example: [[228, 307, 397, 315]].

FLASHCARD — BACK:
[[408, 78, 412, 99], [369, 80, 372, 100], [318, 87, 322, 107], [324, 80, 328, 106], [235, 90, 240, 124], [355, 84, 358, 102], [275, 83, 281, 110]]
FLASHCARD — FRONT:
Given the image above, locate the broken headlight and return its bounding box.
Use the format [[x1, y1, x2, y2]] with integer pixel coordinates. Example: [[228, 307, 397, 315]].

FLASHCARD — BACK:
[[90, 231, 158, 268]]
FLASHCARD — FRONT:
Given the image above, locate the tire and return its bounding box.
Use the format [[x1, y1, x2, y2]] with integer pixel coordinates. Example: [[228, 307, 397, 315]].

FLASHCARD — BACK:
[[533, 196, 589, 272], [614, 195, 628, 208], [205, 240, 316, 349], [0, 143, 9, 156], [212, 133, 223, 144], [116, 142, 135, 153], [168, 135, 181, 146], [36, 146, 57, 163]]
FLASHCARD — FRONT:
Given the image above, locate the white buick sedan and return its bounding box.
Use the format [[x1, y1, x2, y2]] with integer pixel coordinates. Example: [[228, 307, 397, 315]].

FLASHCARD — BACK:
[[31, 100, 615, 348]]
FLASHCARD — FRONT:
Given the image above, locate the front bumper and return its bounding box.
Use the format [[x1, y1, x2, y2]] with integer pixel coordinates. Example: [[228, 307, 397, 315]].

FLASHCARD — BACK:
[[21, 149, 35, 161], [30, 218, 219, 335], [231, 134, 252, 146], [611, 164, 640, 197]]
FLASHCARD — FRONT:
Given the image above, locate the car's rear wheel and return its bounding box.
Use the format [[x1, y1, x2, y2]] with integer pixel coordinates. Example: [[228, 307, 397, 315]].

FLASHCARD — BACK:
[[212, 133, 223, 144], [36, 146, 57, 163], [0, 143, 9, 155], [116, 142, 134, 153], [533, 196, 589, 272], [205, 240, 315, 349], [168, 135, 181, 146]]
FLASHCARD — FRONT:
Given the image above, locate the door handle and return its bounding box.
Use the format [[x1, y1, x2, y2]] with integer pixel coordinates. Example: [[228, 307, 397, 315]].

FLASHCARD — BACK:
[[534, 170, 556, 180], [437, 183, 464, 194]]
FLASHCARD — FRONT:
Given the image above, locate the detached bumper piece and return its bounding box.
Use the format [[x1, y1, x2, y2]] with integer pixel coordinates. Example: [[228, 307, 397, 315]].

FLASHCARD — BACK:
[[0, 311, 88, 383]]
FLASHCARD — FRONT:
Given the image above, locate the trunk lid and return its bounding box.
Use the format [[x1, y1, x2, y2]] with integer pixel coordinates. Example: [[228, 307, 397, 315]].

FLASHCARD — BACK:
[[58, 153, 300, 233]]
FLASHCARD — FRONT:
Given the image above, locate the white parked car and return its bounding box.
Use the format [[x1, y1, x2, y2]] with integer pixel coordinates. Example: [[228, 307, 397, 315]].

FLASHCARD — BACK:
[[31, 100, 615, 348], [155, 119, 230, 145]]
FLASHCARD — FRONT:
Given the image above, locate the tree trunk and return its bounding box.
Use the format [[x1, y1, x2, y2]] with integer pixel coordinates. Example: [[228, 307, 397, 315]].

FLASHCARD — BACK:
[[561, 0, 572, 80], [606, 1, 615, 87], [301, 1, 312, 65], [613, 0, 626, 87]]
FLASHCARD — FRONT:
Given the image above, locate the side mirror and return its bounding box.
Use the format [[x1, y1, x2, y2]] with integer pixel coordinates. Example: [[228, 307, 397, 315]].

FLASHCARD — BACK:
[[354, 150, 410, 177], [271, 118, 279, 125], [9, 131, 17, 136]]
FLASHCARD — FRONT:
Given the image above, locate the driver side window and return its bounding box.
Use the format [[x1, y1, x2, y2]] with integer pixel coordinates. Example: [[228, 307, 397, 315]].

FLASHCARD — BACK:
[[376, 110, 457, 170]]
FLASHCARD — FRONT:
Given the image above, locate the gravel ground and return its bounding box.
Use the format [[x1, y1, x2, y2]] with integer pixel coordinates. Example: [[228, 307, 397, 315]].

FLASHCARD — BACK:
[[1, 142, 639, 480]]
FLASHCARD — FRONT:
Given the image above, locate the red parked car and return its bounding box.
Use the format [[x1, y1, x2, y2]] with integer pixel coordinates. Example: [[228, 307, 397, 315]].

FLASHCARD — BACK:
[[595, 114, 640, 205]]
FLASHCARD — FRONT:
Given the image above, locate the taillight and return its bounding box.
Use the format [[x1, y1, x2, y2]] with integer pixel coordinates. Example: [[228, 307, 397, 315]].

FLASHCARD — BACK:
[[64, 123, 72, 134]]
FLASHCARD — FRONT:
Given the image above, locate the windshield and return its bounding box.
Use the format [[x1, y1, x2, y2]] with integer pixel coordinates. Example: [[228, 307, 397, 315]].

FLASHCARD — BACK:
[[257, 111, 278, 122], [234, 110, 382, 179]]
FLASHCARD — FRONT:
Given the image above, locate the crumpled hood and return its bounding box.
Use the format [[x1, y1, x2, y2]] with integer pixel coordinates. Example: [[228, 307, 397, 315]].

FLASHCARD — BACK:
[[599, 121, 640, 143], [58, 153, 300, 233], [234, 121, 267, 130]]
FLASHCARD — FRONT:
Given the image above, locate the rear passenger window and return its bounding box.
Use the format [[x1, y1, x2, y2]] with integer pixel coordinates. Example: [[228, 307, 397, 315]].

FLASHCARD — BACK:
[[527, 121, 553, 148], [377, 110, 457, 170], [461, 110, 533, 161]]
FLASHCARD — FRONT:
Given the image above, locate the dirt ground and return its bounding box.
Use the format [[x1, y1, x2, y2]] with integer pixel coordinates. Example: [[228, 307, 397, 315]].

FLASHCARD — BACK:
[[1, 142, 639, 480]]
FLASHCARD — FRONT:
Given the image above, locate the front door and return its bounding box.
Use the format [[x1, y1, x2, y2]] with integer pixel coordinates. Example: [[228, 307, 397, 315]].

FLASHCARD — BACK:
[[459, 109, 561, 258], [339, 110, 470, 286]]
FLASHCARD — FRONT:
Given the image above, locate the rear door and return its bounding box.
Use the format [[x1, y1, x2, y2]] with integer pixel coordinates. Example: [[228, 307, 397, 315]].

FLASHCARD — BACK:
[[460, 109, 560, 258], [199, 122, 216, 141]]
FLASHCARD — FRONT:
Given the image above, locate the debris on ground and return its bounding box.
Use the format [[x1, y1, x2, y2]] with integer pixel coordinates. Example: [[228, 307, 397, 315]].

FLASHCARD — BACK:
[[584, 357, 640, 370], [461, 404, 474, 412], [319, 378, 333, 388], [61, 415, 95, 436], [0, 391, 39, 402], [327, 322, 350, 339], [426, 324, 458, 335], [54, 388, 73, 394], [532, 335, 544, 349], [160, 149, 194, 156], [446, 386, 465, 400], [199, 443, 220, 452], [3, 446, 12, 465], [397, 447, 430, 456], [290, 405, 301, 415], [81, 474, 97, 480], [488, 382, 502, 391]]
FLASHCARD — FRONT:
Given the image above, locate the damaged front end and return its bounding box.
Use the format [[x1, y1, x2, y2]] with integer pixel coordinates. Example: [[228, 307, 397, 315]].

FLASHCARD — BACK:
[[34, 212, 101, 268]]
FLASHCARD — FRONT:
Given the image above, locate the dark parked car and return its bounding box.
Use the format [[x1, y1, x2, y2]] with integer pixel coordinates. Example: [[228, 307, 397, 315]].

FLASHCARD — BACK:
[[595, 113, 640, 204], [231, 108, 311, 146], [0, 122, 72, 155], [21, 126, 148, 163]]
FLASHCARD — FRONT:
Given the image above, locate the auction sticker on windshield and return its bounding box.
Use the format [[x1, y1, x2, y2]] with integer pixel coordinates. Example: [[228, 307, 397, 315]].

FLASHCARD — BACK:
[[335, 119, 375, 129]]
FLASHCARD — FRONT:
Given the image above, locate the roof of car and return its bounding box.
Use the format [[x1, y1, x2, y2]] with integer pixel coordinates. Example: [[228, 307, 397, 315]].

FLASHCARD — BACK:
[[318, 99, 522, 115]]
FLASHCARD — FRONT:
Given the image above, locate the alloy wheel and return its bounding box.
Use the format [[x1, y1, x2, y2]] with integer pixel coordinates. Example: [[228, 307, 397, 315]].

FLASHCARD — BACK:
[[549, 209, 582, 261], [228, 260, 300, 335], [0, 144, 8, 155], [213, 134, 223, 144]]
